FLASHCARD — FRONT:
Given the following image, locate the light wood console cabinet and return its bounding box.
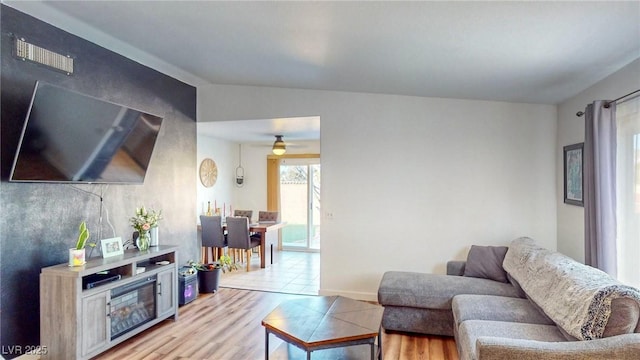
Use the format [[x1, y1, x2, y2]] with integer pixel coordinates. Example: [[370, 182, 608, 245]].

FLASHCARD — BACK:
[[40, 245, 179, 360]]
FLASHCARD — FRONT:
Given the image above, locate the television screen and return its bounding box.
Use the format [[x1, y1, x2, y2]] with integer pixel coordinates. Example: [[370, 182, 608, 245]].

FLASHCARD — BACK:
[[10, 81, 163, 183]]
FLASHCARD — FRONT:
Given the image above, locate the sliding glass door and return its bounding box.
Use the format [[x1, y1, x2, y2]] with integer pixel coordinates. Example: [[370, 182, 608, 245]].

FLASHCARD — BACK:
[[280, 158, 320, 251]]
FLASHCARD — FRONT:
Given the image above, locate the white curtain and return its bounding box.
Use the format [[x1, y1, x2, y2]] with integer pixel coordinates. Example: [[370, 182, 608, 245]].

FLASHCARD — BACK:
[[616, 97, 640, 287], [584, 101, 617, 276]]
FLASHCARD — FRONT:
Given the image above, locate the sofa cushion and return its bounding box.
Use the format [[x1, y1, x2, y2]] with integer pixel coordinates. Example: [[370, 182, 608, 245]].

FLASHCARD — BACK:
[[447, 260, 466, 276], [503, 237, 640, 340], [381, 306, 454, 336], [378, 271, 522, 310], [458, 320, 566, 360], [452, 294, 554, 327], [463, 245, 509, 283], [603, 298, 640, 337], [475, 333, 640, 360]]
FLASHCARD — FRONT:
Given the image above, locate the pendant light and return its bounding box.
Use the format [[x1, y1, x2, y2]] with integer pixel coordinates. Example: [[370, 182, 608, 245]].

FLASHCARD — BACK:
[[272, 135, 286, 155], [235, 144, 245, 187]]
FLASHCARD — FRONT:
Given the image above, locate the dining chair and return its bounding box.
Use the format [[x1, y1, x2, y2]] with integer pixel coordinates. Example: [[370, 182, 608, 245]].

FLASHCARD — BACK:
[[200, 215, 226, 263], [226, 216, 261, 271], [258, 211, 280, 222], [233, 209, 253, 223], [233, 210, 257, 257]]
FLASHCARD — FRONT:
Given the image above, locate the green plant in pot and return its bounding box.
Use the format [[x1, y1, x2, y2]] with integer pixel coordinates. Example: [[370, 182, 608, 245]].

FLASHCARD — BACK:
[[188, 261, 221, 271], [188, 256, 239, 293], [188, 255, 239, 273], [188, 259, 220, 294], [217, 254, 239, 273], [69, 221, 90, 266]]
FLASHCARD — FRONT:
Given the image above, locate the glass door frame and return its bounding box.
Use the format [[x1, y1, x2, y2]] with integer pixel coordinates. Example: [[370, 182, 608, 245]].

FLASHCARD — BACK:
[[279, 159, 320, 251], [266, 154, 320, 252]]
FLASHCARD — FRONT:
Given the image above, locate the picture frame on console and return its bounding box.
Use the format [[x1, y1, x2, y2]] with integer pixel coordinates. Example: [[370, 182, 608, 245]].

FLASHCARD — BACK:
[[563, 142, 584, 206], [101, 237, 124, 258]]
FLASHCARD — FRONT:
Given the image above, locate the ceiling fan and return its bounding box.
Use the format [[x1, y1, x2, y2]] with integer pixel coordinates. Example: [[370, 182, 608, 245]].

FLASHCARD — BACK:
[[272, 135, 286, 155], [251, 135, 306, 154]]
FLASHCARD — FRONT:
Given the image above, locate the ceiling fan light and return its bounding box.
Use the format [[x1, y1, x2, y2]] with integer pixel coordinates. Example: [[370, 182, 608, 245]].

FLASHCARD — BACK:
[[272, 135, 286, 155]]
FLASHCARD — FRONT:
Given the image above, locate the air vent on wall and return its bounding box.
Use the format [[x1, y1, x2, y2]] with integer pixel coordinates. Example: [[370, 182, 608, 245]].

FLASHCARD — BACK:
[[15, 37, 74, 75]]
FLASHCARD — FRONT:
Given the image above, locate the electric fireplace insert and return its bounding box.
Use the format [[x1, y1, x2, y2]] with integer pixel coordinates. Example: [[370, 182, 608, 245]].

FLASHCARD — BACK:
[[109, 275, 157, 340]]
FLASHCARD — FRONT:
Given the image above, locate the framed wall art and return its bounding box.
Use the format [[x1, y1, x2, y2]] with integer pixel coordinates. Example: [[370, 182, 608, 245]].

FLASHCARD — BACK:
[[563, 142, 584, 206], [101, 237, 124, 258]]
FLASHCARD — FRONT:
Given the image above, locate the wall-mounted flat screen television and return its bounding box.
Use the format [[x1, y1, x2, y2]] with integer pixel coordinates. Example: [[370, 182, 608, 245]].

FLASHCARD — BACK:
[[10, 81, 163, 184]]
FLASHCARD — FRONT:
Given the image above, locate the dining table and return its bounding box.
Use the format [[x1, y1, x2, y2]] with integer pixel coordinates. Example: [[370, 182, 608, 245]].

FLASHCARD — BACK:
[[243, 221, 287, 268], [198, 221, 287, 268]]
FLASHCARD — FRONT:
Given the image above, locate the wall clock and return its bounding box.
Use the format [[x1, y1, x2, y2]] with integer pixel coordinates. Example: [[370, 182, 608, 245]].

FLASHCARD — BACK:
[[199, 158, 218, 187]]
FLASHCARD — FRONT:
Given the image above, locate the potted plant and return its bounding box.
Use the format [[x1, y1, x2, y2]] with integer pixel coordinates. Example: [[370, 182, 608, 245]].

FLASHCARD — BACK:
[[218, 254, 239, 272], [69, 221, 89, 266], [188, 260, 221, 293], [188, 255, 238, 293]]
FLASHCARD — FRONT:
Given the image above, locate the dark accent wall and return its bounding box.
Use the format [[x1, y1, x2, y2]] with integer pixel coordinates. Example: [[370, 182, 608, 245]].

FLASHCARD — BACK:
[[0, 5, 198, 357]]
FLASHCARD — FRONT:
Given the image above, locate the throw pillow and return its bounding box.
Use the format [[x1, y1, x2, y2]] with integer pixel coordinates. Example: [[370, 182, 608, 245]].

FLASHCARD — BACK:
[[463, 245, 509, 283]]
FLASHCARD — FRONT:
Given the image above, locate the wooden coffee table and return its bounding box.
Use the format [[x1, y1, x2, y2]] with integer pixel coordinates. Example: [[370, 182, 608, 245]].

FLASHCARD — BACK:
[[262, 296, 383, 360]]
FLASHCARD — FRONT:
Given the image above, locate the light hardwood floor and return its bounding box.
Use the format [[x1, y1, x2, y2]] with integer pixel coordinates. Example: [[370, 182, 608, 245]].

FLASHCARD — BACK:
[[93, 288, 459, 360]]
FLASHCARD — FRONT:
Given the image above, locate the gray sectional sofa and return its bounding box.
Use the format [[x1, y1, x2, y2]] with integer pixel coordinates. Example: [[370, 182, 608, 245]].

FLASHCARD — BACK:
[[378, 237, 640, 360]]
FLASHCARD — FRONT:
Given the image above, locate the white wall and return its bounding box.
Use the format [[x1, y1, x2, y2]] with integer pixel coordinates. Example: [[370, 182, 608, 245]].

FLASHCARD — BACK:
[[196, 134, 320, 222], [557, 58, 640, 262], [198, 85, 557, 300], [232, 141, 320, 217], [196, 133, 237, 220]]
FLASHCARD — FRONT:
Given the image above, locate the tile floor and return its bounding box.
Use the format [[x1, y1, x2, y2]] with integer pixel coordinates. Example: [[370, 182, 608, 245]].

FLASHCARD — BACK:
[[220, 250, 320, 295]]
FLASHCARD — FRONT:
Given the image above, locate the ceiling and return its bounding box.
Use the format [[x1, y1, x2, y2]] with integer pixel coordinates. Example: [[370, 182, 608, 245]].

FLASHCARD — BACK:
[[5, 1, 640, 142], [197, 116, 320, 142]]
